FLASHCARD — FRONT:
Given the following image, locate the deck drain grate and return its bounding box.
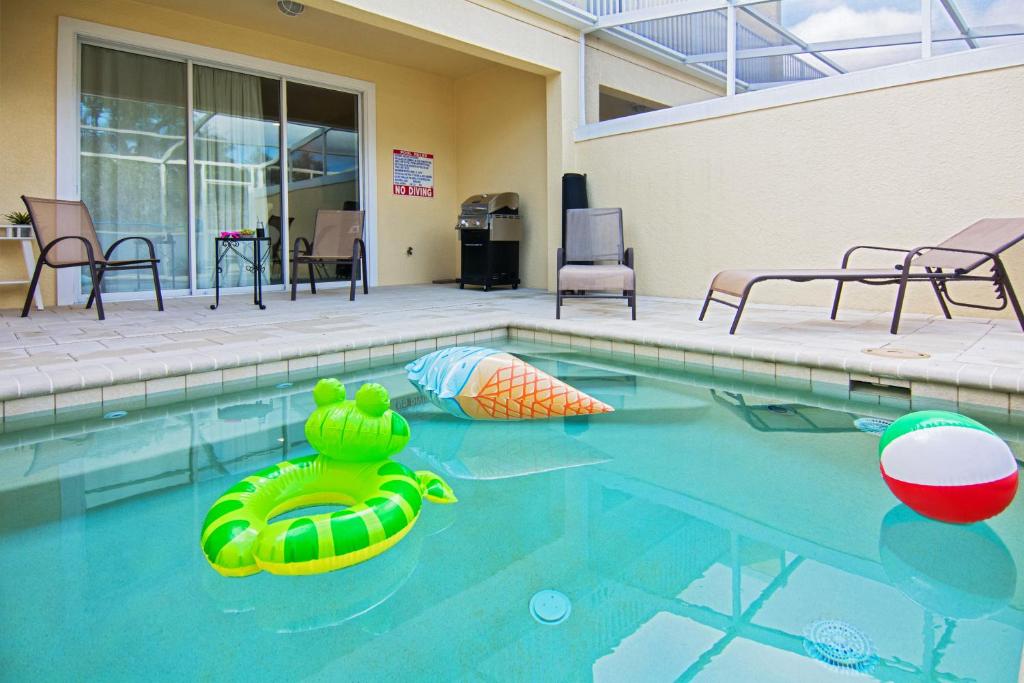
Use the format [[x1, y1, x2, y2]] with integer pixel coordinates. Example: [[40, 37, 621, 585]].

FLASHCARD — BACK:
[[803, 620, 877, 674], [862, 347, 930, 359], [854, 417, 892, 435]]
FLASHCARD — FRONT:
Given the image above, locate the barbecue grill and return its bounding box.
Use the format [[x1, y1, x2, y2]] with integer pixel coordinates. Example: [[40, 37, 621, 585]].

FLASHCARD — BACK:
[[456, 192, 521, 290]]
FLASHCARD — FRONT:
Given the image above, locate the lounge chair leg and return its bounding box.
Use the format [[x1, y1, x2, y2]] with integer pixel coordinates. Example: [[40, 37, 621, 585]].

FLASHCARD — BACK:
[[698, 288, 713, 321], [926, 268, 952, 319], [729, 286, 753, 335], [996, 261, 1024, 332], [151, 264, 164, 311], [729, 299, 748, 334], [362, 247, 368, 294], [630, 291, 636, 320], [21, 257, 44, 318], [308, 262, 317, 295], [555, 292, 561, 320], [87, 260, 105, 321], [349, 258, 357, 302], [290, 258, 298, 300], [890, 275, 910, 334], [829, 281, 844, 320], [86, 266, 106, 310]]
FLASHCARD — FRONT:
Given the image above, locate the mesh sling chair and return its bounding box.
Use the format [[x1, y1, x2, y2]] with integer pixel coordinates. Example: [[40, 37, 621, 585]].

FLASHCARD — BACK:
[[290, 209, 367, 302], [20, 196, 163, 321], [556, 208, 636, 320], [699, 217, 1024, 334]]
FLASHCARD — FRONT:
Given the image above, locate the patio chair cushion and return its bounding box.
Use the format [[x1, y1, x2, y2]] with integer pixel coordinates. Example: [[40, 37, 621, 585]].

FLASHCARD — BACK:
[[559, 264, 635, 291]]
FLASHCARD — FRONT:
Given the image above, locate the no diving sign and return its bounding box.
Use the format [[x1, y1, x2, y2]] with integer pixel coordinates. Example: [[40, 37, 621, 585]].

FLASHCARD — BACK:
[[393, 149, 434, 198]]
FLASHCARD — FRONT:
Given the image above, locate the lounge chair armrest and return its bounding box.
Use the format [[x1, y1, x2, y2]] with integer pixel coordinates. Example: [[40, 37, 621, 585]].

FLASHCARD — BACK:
[[556, 247, 565, 268], [624, 247, 634, 269], [839, 244, 910, 269], [105, 235, 158, 261], [353, 237, 365, 258], [292, 236, 312, 256], [39, 235, 99, 266]]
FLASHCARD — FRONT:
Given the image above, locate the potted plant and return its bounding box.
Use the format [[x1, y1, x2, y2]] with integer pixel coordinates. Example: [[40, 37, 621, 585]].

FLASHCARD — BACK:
[[3, 210, 31, 237]]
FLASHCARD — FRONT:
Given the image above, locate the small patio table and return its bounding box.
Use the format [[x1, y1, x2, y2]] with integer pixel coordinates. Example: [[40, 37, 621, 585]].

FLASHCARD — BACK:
[[210, 236, 270, 311]]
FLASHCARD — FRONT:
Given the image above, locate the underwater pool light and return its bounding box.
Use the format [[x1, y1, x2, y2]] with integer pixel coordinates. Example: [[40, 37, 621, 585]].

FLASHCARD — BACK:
[[275, 382, 294, 389], [103, 410, 128, 420], [530, 590, 571, 625]]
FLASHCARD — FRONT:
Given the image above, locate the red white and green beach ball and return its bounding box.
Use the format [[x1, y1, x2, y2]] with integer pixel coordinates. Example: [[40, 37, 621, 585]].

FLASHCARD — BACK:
[[879, 411, 1018, 524]]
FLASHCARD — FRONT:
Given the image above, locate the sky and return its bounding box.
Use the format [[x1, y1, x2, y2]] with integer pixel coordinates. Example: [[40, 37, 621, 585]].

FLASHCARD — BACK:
[[776, 0, 1024, 72]]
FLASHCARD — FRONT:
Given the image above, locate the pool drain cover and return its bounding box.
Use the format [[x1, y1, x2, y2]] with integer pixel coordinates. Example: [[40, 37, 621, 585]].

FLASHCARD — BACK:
[[803, 620, 876, 673], [853, 417, 892, 436], [103, 410, 128, 420], [530, 590, 571, 625]]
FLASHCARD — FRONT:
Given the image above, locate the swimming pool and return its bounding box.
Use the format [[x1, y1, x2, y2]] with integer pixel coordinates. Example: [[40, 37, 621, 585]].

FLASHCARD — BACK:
[[1, 340, 1021, 681]]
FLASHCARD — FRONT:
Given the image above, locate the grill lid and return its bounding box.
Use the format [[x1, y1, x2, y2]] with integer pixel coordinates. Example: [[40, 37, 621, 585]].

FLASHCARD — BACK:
[[459, 192, 519, 216]]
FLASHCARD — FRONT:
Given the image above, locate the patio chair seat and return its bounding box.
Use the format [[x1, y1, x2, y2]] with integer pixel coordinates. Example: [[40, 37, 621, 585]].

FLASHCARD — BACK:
[[559, 264, 635, 290], [710, 268, 898, 297]]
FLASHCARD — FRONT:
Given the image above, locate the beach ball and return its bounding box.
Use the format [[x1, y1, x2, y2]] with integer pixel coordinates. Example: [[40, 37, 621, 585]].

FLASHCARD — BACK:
[[879, 411, 1018, 524]]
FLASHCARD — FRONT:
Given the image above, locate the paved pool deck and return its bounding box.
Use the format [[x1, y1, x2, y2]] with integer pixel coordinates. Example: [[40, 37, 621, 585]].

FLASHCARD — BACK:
[[0, 284, 1021, 421]]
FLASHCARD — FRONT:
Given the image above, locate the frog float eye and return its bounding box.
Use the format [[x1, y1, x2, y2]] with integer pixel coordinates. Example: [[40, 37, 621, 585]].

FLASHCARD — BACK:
[[313, 378, 345, 407], [356, 383, 389, 416]]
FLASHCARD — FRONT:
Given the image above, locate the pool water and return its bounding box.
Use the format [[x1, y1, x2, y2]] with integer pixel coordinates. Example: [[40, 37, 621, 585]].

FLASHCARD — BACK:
[[1, 341, 1022, 682]]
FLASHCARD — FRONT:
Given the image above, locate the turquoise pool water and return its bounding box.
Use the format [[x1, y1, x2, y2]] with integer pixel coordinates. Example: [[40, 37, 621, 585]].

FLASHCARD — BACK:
[[1, 341, 1022, 681]]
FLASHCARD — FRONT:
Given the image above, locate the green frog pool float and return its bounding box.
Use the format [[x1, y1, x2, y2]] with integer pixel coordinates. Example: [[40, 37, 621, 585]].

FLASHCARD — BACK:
[[200, 379, 456, 577]]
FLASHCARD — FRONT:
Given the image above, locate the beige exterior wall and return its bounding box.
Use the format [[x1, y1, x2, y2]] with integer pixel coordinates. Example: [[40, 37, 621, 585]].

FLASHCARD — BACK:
[[584, 36, 721, 124], [455, 65, 548, 288], [0, 0, 465, 306], [576, 65, 1024, 317]]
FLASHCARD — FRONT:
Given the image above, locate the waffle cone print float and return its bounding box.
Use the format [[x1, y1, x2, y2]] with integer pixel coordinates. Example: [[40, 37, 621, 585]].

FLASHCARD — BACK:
[[406, 346, 613, 420]]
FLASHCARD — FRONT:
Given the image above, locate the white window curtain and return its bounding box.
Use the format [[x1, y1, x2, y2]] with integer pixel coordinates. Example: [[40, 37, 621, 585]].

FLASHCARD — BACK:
[[193, 65, 276, 289]]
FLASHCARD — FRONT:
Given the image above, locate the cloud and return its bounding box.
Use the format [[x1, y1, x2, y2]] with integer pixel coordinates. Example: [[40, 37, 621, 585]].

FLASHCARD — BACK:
[[789, 4, 922, 71], [791, 5, 919, 42]]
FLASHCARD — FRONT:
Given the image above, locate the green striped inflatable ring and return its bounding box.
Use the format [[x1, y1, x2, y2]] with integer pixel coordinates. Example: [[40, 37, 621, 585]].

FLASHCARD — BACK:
[[201, 379, 456, 577]]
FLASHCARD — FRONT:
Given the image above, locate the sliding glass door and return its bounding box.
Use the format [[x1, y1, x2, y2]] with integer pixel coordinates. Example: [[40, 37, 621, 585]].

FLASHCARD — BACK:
[[77, 43, 362, 299], [193, 65, 282, 289], [285, 82, 360, 285], [79, 45, 188, 292]]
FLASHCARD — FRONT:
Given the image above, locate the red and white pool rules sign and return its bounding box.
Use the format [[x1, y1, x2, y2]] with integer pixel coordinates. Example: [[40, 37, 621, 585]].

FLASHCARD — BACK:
[[392, 149, 434, 198]]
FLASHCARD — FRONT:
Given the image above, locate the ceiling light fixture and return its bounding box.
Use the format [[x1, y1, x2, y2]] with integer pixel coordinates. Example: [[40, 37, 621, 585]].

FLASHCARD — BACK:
[[277, 1, 305, 17]]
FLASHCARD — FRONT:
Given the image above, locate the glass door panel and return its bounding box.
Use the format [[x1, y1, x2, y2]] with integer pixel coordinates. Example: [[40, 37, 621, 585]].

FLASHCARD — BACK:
[[79, 45, 188, 293], [193, 65, 281, 290], [283, 82, 360, 285]]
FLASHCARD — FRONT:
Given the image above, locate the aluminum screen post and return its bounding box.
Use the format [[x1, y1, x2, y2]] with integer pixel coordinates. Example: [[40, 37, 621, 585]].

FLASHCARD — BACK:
[[726, 2, 737, 96], [922, 0, 933, 58]]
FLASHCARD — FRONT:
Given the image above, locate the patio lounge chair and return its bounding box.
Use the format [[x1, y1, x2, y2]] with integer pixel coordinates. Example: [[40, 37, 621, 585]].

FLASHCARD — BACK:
[[20, 196, 163, 321], [290, 209, 367, 302], [699, 218, 1024, 334], [556, 208, 636, 320]]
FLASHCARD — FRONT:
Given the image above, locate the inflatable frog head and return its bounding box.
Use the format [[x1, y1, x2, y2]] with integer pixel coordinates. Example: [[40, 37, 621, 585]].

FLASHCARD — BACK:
[[305, 379, 410, 462]]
